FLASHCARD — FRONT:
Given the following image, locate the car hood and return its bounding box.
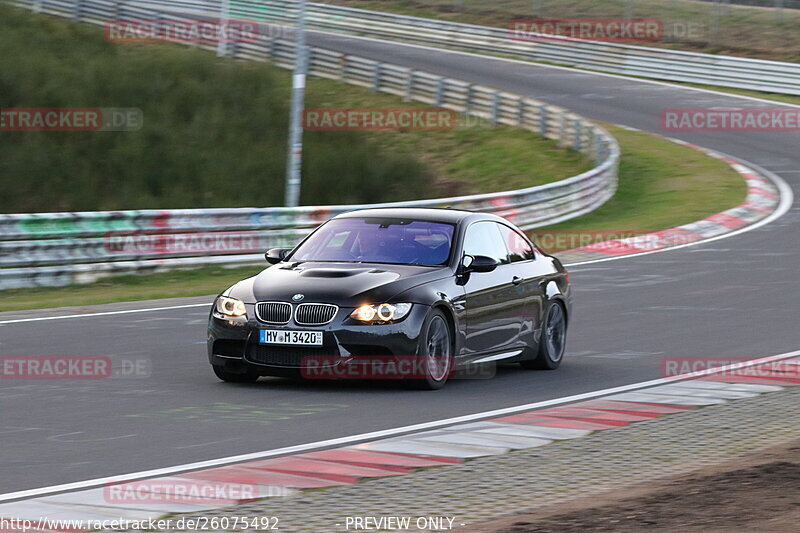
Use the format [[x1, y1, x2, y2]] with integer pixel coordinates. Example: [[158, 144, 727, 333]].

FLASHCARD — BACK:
[[227, 262, 451, 305]]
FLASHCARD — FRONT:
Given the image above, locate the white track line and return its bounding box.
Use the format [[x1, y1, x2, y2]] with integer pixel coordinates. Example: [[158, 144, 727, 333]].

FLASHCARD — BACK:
[[0, 303, 210, 325], [1, 349, 797, 503]]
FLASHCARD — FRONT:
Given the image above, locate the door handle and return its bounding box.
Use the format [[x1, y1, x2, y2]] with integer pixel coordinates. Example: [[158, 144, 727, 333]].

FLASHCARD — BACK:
[[512, 276, 523, 286]]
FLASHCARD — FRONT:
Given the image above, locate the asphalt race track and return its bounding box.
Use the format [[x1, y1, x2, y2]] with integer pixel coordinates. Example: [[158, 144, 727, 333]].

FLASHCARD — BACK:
[[1, 32, 799, 495]]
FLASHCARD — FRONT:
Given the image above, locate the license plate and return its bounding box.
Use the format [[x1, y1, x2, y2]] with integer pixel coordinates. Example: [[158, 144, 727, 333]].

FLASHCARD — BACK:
[[259, 330, 323, 346]]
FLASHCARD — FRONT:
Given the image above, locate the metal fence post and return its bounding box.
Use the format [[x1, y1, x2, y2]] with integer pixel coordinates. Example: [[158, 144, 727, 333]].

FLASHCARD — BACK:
[[405, 70, 415, 102], [517, 98, 525, 127], [490, 91, 500, 126], [264, 37, 274, 59], [339, 53, 347, 81], [372, 63, 383, 92], [73, 0, 82, 21], [305, 48, 314, 74], [593, 131, 603, 165], [435, 77, 445, 107], [539, 104, 548, 137], [465, 84, 474, 115], [216, 0, 231, 58]]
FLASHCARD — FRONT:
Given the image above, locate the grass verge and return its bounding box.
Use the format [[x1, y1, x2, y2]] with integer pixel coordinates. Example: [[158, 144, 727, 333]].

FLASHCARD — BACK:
[[0, 126, 748, 312]]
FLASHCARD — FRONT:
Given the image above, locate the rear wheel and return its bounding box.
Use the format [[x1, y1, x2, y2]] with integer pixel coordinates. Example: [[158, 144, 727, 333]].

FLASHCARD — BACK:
[[521, 301, 566, 370], [212, 364, 260, 383], [410, 310, 452, 390]]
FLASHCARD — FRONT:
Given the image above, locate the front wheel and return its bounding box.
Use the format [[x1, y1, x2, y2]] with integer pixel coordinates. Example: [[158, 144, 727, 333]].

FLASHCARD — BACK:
[[409, 310, 453, 390], [521, 301, 566, 370], [212, 365, 260, 383]]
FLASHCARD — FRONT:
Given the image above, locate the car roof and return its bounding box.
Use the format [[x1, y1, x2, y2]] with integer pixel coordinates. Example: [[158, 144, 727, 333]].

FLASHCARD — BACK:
[[334, 207, 488, 224]]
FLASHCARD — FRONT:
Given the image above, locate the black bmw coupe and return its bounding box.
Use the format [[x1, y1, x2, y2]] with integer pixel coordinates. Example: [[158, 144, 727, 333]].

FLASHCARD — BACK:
[[208, 208, 571, 389]]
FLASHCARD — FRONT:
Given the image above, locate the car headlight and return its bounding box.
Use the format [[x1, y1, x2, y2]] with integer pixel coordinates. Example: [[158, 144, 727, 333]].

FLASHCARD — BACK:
[[351, 303, 412, 324], [215, 296, 247, 318]]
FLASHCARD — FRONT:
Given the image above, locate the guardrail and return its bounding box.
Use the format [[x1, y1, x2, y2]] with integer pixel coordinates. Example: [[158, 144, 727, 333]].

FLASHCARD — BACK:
[[116, 0, 800, 96], [2, 0, 619, 289]]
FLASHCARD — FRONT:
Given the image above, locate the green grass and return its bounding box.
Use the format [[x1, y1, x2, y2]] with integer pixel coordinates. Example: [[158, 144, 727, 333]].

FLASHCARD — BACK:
[[0, 4, 590, 212], [0, 125, 748, 312], [531, 124, 747, 252], [328, 0, 800, 62]]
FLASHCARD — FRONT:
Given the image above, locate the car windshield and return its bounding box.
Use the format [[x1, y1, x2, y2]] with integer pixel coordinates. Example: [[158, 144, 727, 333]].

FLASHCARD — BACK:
[[289, 217, 455, 266]]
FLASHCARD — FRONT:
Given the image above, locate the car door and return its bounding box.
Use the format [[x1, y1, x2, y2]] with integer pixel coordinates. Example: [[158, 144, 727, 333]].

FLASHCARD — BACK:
[[460, 221, 520, 358], [495, 223, 548, 350]]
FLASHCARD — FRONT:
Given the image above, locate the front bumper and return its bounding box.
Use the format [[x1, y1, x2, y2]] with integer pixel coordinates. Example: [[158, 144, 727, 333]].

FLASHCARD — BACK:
[[207, 303, 429, 376]]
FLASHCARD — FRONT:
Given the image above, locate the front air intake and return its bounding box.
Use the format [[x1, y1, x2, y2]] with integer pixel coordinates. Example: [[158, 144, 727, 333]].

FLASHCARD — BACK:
[[256, 302, 292, 324], [295, 303, 338, 326]]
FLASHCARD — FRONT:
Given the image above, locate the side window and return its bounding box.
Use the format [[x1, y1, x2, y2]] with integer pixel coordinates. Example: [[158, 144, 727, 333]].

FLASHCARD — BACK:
[[462, 222, 509, 264], [496, 224, 535, 263]]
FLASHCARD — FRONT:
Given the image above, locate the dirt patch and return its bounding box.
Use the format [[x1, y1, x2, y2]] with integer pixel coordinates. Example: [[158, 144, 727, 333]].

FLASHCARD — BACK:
[[470, 439, 800, 533]]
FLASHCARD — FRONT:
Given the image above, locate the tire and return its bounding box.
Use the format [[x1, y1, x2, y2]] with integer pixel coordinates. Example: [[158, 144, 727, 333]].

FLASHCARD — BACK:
[[521, 301, 567, 370], [409, 309, 453, 390], [212, 364, 260, 383]]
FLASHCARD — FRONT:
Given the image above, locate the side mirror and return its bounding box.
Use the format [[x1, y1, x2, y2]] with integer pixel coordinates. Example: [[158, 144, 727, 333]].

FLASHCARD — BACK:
[[265, 248, 290, 265], [461, 254, 499, 273]]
